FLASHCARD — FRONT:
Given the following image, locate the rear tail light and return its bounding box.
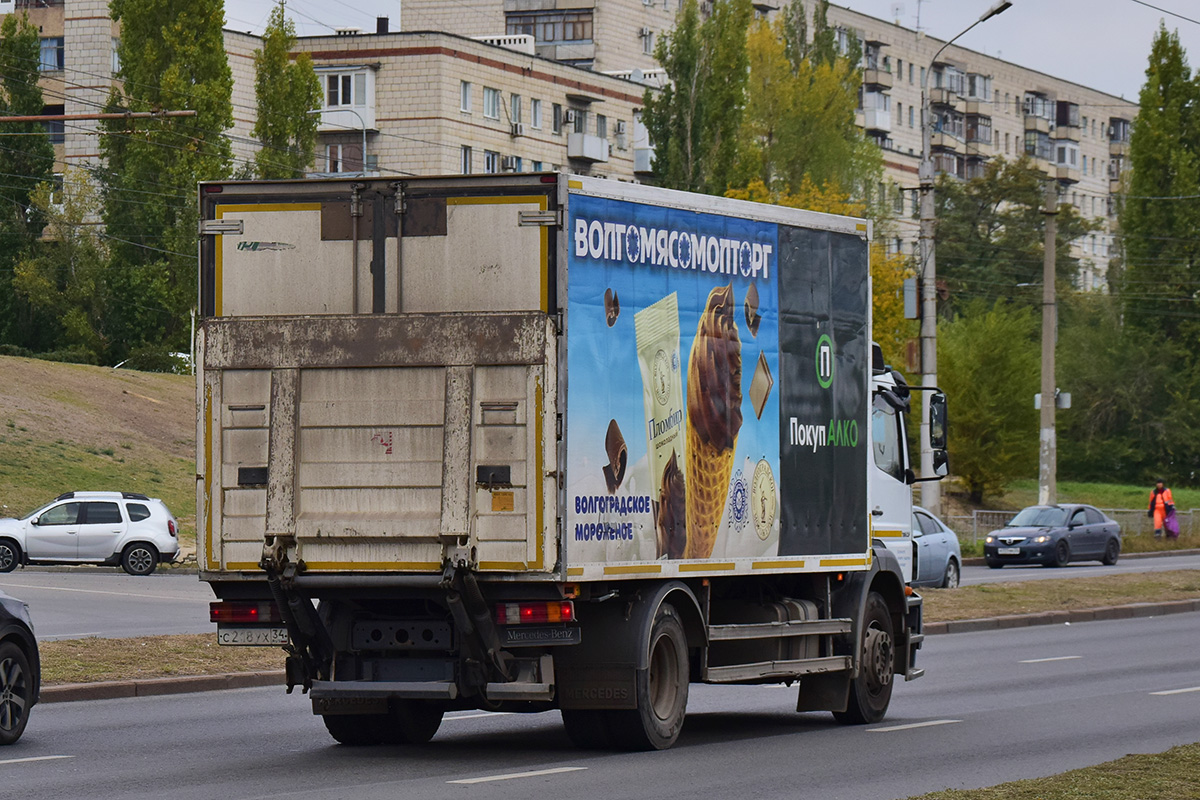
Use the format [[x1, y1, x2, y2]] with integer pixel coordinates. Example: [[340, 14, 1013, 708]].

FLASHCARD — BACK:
[[168, 520, 177, 537], [210, 601, 283, 624], [495, 601, 575, 625]]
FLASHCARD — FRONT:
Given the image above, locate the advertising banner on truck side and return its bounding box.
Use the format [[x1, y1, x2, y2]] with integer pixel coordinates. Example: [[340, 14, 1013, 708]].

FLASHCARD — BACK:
[[565, 190, 870, 566]]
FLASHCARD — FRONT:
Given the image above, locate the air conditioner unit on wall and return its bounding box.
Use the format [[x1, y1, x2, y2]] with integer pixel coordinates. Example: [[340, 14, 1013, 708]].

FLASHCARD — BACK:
[[615, 120, 627, 134], [501, 155, 518, 171], [639, 27, 652, 37], [565, 109, 578, 125], [511, 122, 525, 137]]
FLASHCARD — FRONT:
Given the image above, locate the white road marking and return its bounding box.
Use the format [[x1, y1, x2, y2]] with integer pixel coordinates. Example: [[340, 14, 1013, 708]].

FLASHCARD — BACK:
[[448, 766, 587, 785], [1150, 686, 1200, 696], [0, 755, 75, 766], [445, 711, 514, 721], [0, 583, 190, 601], [868, 719, 962, 732], [1020, 655, 1082, 664]]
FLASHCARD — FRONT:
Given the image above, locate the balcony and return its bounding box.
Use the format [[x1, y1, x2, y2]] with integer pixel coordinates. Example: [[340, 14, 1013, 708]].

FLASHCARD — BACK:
[[929, 87, 958, 107], [863, 108, 891, 133], [963, 98, 986, 115], [1056, 165, 1081, 184], [1053, 125, 1080, 142], [538, 42, 596, 62], [567, 132, 610, 162], [1109, 177, 1122, 193], [1024, 115, 1052, 134], [965, 140, 991, 157], [863, 68, 893, 89], [1109, 140, 1129, 157], [931, 132, 961, 151]]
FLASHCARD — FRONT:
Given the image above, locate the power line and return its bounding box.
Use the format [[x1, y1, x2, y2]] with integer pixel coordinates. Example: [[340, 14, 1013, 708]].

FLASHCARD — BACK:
[[1127, 0, 1200, 27]]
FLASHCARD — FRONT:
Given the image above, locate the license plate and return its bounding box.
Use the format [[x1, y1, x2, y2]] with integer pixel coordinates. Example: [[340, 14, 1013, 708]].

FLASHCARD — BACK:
[[217, 625, 290, 646], [998, 547, 1021, 555]]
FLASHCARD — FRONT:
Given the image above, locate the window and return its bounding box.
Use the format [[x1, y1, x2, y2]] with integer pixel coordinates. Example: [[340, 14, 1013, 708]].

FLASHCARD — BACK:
[[552, 103, 563, 134], [909, 106, 914, 127], [920, 67, 925, 87], [460, 81, 472, 113], [531, 99, 542, 129], [39, 503, 80, 525], [532, 160, 543, 171], [326, 72, 367, 108], [512, 156, 523, 172], [112, 38, 121, 75], [83, 502, 122, 524], [642, 29, 654, 54], [966, 73, 991, 101], [896, 101, 902, 121], [994, 130, 1000, 148], [484, 150, 500, 173], [571, 108, 587, 134], [483, 87, 500, 120], [43, 104, 64, 145], [1005, 132, 1010, 153], [896, 58, 902, 77], [326, 144, 343, 173], [461, 145, 472, 174], [871, 397, 904, 483], [511, 94, 522, 124], [506, 11, 593, 44], [965, 114, 991, 143], [127, 503, 151, 522], [1081, 114, 1088, 135], [934, 109, 964, 140], [39, 37, 64, 72], [909, 63, 914, 84], [1025, 130, 1053, 161], [1082, 154, 1088, 173], [596, 114, 607, 139]]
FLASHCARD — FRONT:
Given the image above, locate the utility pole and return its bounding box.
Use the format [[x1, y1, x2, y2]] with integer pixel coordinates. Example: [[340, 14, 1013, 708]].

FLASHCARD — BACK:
[[917, 0, 1013, 517], [1038, 180, 1058, 506]]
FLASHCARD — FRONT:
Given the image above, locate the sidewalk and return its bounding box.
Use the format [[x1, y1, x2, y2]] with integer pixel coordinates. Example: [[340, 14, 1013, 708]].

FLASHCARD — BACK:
[[39, 596, 1200, 704]]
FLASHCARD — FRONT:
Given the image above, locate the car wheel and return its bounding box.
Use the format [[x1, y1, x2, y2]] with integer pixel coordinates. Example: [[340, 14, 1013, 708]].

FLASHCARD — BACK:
[[834, 591, 895, 725], [1052, 540, 1070, 568], [941, 558, 960, 589], [986, 559, 1003, 569], [0, 641, 33, 746], [1101, 538, 1121, 566], [0, 539, 20, 573], [121, 543, 159, 576]]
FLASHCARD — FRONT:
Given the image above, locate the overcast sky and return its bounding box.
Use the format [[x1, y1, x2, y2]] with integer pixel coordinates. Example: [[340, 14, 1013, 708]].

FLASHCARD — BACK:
[[230, 0, 1200, 101]]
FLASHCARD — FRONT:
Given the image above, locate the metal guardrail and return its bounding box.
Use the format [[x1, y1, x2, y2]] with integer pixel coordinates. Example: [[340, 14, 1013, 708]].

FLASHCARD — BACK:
[[945, 508, 1197, 544]]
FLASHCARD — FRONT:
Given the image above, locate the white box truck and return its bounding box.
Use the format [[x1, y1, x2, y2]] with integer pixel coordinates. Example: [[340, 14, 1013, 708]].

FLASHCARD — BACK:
[[197, 174, 948, 750]]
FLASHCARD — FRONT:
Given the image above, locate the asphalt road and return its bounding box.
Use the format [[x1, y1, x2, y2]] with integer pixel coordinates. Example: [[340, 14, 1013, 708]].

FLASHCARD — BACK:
[[4, 613, 1199, 800], [0, 569, 214, 640], [961, 551, 1200, 586]]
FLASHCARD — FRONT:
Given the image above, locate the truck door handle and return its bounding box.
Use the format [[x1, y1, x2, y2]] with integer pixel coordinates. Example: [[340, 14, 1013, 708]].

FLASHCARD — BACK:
[[871, 508, 884, 517]]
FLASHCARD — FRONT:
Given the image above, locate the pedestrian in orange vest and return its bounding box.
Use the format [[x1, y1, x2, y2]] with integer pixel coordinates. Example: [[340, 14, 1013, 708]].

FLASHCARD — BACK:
[[1148, 480, 1174, 538]]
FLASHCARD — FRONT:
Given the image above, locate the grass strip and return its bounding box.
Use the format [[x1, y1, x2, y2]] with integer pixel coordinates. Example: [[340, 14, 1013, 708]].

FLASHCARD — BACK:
[[905, 742, 1200, 799], [922, 570, 1200, 622], [40, 633, 283, 686]]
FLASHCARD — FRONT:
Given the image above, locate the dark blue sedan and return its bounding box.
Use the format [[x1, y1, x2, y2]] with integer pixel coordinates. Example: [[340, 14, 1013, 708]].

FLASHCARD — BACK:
[[984, 504, 1122, 568]]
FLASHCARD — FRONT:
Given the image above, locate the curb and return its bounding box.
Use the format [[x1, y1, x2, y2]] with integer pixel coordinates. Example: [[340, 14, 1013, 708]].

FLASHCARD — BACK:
[[39, 670, 283, 704], [961, 548, 1200, 567], [924, 598, 1200, 635]]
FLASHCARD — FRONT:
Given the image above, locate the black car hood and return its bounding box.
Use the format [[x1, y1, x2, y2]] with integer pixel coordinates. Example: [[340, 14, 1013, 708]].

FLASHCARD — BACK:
[[994, 526, 1056, 537]]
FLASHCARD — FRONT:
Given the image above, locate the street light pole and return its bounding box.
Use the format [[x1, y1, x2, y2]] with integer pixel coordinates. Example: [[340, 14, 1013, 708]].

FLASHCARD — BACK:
[[917, 0, 1012, 517], [1038, 180, 1058, 505]]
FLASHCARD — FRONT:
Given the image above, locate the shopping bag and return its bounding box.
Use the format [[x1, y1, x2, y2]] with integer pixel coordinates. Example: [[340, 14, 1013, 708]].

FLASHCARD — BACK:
[[1165, 508, 1180, 538]]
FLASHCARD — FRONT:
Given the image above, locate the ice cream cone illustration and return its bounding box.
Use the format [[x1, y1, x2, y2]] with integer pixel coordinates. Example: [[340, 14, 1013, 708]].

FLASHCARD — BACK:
[[684, 284, 743, 559]]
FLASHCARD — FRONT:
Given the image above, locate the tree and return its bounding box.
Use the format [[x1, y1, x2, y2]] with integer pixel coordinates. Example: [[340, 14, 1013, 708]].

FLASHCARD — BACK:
[[100, 0, 233, 358], [13, 171, 111, 361], [938, 301, 1039, 502], [643, 0, 753, 195], [934, 157, 1098, 316], [0, 13, 56, 351], [253, 3, 322, 179], [1120, 23, 1200, 342]]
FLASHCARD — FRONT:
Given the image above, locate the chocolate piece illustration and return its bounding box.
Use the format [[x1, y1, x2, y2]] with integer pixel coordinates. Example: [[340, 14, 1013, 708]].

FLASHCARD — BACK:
[[655, 450, 687, 559], [604, 287, 620, 327], [602, 419, 627, 493], [685, 284, 743, 560], [749, 351, 773, 420], [744, 283, 762, 337]]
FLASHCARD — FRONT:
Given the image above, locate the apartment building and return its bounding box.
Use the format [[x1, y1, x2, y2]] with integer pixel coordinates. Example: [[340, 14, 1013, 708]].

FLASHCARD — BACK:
[[226, 25, 650, 182]]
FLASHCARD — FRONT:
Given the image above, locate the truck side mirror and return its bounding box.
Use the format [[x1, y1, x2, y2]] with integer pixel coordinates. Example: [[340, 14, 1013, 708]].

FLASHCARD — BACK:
[[932, 449, 949, 477], [929, 392, 948, 451]]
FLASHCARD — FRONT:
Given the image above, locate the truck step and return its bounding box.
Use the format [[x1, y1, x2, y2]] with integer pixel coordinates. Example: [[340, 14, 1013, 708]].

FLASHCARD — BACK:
[[309, 680, 459, 700], [908, 633, 925, 645], [707, 618, 852, 641], [703, 655, 852, 683], [905, 668, 926, 681]]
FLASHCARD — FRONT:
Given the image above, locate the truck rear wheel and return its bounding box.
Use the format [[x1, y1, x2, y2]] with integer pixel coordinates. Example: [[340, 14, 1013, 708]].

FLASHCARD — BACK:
[[381, 700, 443, 744], [834, 591, 894, 725], [606, 602, 689, 751], [561, 709, 615, 749], [322, 713, 387, 746]]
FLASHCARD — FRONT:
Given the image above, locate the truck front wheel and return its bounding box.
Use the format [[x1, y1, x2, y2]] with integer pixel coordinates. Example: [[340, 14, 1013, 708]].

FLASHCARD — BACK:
[[834, 591, 895, 725], [607, 602, 689, 750]]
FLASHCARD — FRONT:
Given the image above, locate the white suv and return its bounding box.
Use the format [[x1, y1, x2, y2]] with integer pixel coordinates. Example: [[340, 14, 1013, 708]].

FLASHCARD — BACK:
[[0, 492, 180, 576]]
